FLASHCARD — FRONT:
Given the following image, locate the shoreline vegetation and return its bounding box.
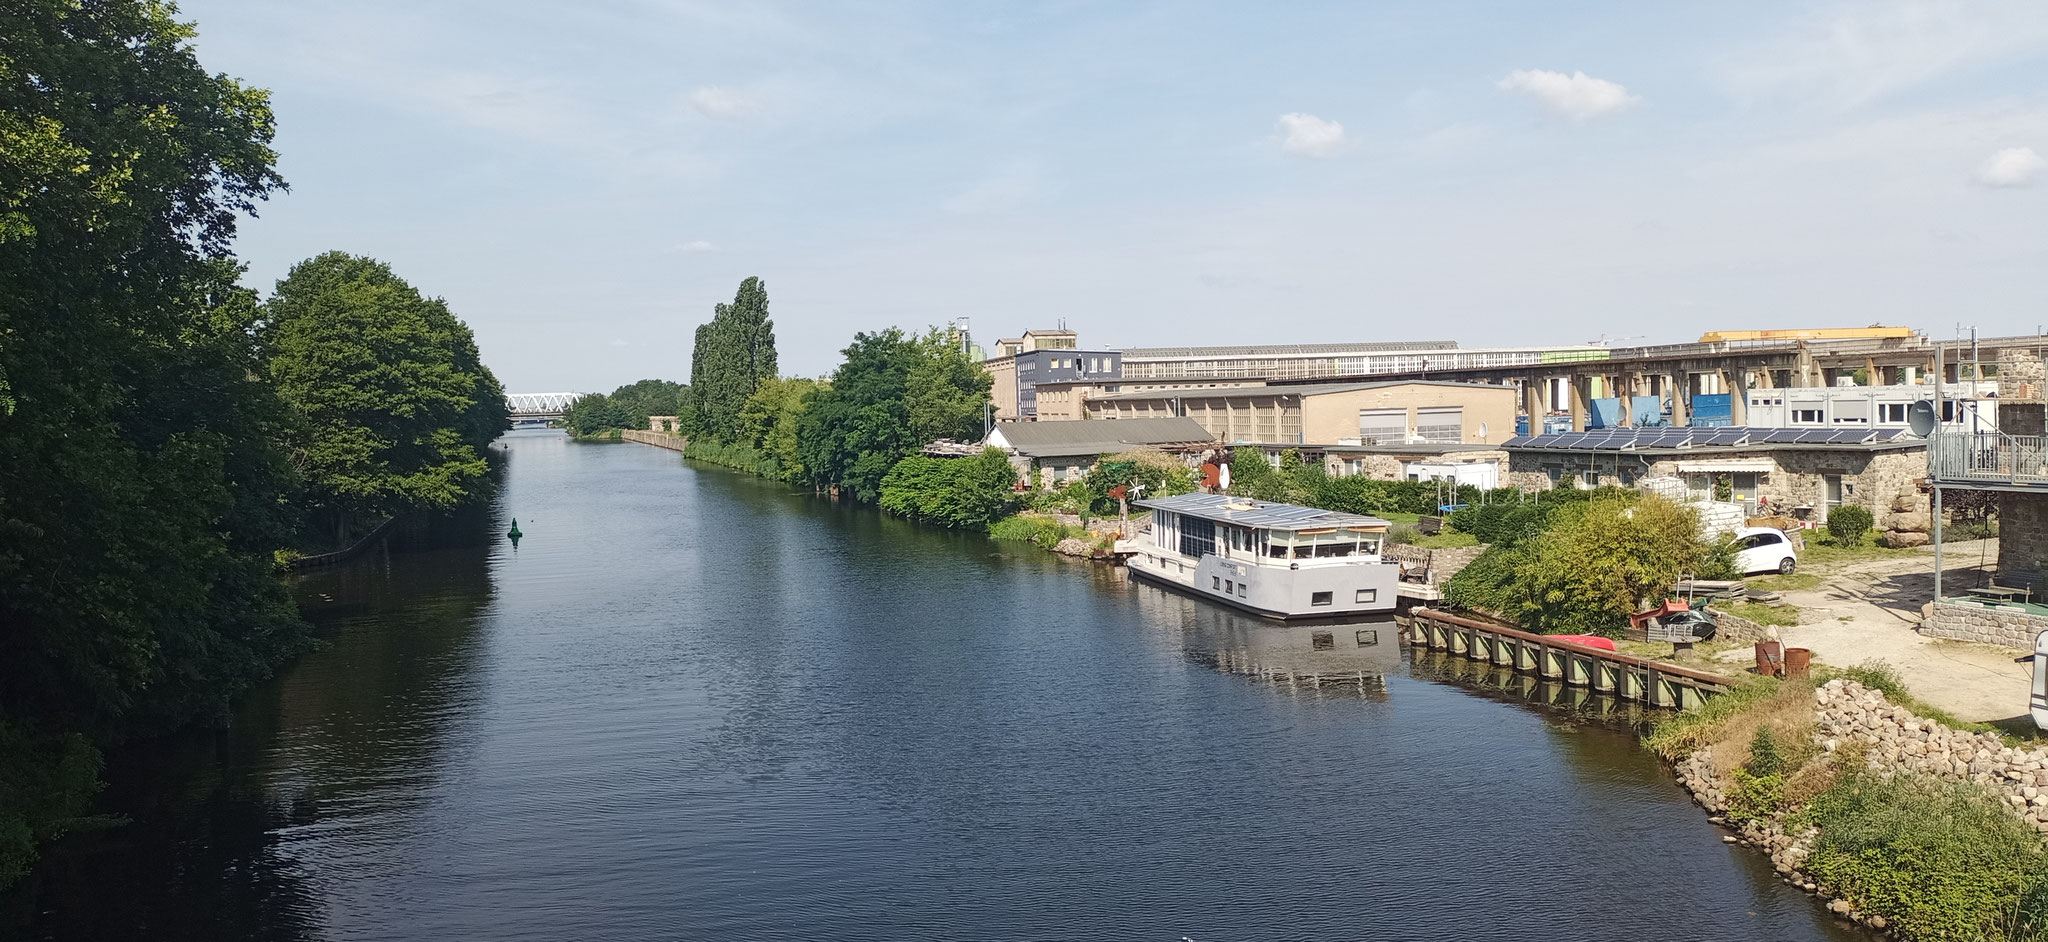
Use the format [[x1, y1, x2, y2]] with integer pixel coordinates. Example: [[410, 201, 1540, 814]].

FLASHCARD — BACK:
[[1, 6, 510, 885], [1655, 668, 2048, 941]]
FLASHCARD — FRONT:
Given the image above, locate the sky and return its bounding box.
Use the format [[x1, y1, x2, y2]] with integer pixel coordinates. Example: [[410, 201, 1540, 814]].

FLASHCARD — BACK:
[[179, 0, 2048, 392]]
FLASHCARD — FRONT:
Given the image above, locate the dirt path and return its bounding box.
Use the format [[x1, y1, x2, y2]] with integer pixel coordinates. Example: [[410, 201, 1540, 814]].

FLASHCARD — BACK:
[[1711, 540, 2034, 725]]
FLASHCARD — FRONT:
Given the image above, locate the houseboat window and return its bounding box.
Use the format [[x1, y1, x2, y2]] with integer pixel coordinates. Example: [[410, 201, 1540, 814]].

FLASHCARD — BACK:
[[1237, 583, 1248, 598], [1310, 591, 1334, 607], [1179, 517, 1217, 560], [1356, 628, 1379, 646], [1356, 589, 1377, 603], [1266, 533, 1292, 558], [1224, 579, 1234, 593], [1311, 631, 1334, 651]]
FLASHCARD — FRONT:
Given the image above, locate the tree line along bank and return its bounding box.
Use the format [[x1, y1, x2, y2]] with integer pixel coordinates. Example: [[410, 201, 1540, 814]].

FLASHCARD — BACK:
[[2, 4, 509, 886]]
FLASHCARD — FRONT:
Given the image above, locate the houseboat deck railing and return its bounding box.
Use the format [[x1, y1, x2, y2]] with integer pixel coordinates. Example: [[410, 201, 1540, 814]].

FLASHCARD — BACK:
[[1405, 607, 1728, 710], [1929, 432, 2048, 488]]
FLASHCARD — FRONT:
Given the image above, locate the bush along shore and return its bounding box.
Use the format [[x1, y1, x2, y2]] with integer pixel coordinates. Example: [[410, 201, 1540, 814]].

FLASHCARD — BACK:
[[1655, 671, 2048, 940]]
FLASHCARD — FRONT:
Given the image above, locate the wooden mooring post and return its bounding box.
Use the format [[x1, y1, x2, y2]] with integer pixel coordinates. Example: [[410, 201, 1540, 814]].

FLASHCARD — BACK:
[[1405, 607, 1727, 710]]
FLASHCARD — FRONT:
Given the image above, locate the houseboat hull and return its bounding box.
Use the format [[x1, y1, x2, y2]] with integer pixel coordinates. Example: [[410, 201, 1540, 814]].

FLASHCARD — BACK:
[[1123, 547, 1400, 620]]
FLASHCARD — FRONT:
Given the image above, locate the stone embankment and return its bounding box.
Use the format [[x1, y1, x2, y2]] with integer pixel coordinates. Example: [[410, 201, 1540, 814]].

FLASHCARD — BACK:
[[1674, 678, 2048, 933]]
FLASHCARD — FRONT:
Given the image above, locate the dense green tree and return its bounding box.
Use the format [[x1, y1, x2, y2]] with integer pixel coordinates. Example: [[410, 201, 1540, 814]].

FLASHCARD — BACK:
[[879, 449, 1020, 528], [795, 327, 990, 503], [687, 277, 777, 441], [563, 379, 684, 436], [736, 376, 820, 479], [260, 252, 505, 545], [0, 0, 304, 884], [1443, 494, 1738, 636]]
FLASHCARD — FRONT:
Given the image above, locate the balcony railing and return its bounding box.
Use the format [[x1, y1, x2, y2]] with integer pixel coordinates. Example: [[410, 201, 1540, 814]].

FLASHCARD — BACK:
[[1929, 432, 2048, 488]]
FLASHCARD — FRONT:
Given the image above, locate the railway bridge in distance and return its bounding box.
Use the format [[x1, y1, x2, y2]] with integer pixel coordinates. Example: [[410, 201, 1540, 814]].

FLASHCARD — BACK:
[[505, 392, 586, 426]]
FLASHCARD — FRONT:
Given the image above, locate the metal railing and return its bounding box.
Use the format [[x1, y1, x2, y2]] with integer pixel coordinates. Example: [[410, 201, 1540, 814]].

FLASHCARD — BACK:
[[1930, 432, 2048, 487]]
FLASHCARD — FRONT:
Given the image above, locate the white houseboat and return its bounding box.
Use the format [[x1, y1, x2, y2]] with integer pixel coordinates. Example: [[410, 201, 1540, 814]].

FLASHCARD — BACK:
[[1118, 492, 1399, 619]]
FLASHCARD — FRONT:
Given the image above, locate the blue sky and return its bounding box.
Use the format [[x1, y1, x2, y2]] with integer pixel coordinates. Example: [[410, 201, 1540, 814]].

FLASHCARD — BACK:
[[183, 0, 2048, 391]]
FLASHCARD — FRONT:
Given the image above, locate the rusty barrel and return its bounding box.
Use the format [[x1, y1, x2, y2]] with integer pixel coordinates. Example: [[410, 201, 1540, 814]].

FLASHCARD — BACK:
[[1783, 647, 1813, 679]]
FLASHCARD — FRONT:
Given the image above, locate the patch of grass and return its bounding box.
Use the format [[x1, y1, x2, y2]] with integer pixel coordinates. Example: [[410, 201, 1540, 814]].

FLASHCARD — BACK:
[[1645, 675, 1801, 761], [1409, 531, 1480, 549], [1378, 511, 1422, 523], [1718, 601, 1803, 627], [1803, 770, 2044, 942], [1747, 572, 1823, 593], [987, 514, 1084, 551], [1800, 534, 1914, 567]]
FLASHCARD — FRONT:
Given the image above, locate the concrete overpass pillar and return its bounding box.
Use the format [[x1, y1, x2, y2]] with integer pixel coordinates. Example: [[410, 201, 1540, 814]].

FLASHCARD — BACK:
[[1569, 375, 1590, 433], [1730, 368, 1750, 425], [1523, 379, 1545, 435], [1670, 372, 1689, 427]]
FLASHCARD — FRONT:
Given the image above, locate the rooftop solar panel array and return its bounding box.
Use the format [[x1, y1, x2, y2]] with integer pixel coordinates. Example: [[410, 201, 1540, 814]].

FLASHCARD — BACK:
[[1505, 426, 1912, 452]]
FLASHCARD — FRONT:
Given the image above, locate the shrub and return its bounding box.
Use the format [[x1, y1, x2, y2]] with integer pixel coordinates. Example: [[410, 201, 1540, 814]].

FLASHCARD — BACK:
[[988, 514, 1081, 550], [879, 449, 1020, 529], [1827, 505, 1875, 544], [1748, 726, 1785, 777], [1386, 522, 1421, 545], [1805, 771, 2043, 941]]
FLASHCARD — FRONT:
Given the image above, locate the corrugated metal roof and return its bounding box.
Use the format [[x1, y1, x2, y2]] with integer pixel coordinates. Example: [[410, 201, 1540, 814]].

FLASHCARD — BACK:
[[1120, 341, 1459, 358], [988, 417, 1217, 457], [1134, 492, 1391, 531]]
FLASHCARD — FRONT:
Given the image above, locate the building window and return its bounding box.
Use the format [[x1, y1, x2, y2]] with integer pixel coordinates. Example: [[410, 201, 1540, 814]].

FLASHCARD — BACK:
[[1417, 406, 1463, 442], [1356, 629, 1379, 646], [1311, 591, 1334, 607], [1355, 589, 1376, 604], [1792, 408, 1823, 423], [1878, 402, 1908, 423], [1311, 631, 1334, 651], [1358, 409, 1405, 443]]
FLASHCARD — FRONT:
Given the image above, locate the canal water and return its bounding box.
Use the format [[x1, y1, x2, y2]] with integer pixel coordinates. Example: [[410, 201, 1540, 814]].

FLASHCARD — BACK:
[[7, 430, 1867, 941]]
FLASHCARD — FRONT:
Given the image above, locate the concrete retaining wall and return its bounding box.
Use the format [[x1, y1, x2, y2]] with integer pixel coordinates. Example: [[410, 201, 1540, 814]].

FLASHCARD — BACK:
[[1922, 599, 2048, 650], [622, 429, 688, 452]]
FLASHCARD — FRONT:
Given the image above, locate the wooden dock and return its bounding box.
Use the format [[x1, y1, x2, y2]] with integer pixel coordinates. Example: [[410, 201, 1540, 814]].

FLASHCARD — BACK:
[[1405, 607, 1728, 709]]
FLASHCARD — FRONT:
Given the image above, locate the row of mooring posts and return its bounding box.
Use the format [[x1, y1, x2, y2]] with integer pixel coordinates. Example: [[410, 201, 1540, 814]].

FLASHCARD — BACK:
[[1404, 607, 1727, 710]]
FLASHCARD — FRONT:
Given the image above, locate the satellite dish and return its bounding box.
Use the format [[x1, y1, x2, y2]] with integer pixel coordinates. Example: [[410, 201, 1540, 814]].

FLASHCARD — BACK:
[[1907, 399, 1937, 437]]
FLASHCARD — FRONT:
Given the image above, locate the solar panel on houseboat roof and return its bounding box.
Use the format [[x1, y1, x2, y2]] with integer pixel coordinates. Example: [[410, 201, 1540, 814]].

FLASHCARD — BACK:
[[1131, 491, 1391, 531]]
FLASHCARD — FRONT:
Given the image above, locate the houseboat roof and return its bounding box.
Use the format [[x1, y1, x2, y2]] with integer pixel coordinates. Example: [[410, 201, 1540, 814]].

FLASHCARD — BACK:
[[1134, 492, 1391, 532]]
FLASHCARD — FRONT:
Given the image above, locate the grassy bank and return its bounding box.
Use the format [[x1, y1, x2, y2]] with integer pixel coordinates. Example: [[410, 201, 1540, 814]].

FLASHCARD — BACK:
[[1651, 669, 2048, 940]]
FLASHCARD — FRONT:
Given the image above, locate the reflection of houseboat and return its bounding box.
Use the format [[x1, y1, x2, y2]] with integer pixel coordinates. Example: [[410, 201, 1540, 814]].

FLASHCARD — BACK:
[[1118, 492, 1399, 619]]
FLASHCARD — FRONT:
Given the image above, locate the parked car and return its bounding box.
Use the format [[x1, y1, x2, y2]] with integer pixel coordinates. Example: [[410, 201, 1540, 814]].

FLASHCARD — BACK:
[[1733, 526, 1797, 576]]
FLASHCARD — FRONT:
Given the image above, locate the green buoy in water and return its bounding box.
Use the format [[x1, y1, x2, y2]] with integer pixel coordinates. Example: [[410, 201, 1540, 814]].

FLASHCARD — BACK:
[[508, 518, 523, 542]]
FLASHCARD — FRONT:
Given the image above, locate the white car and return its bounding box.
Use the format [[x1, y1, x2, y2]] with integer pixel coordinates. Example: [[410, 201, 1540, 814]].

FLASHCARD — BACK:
[[1733, 526, 1797, 576]]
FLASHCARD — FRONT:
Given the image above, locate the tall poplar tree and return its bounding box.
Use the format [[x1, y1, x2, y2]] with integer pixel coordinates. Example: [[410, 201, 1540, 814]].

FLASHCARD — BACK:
[[688, 277, 777, 441]]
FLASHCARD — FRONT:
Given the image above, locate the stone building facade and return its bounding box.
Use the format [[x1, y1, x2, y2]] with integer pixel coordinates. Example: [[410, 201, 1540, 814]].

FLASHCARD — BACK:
[[1995, 348, 2048, 592], [1504, 443, 1929, 533]]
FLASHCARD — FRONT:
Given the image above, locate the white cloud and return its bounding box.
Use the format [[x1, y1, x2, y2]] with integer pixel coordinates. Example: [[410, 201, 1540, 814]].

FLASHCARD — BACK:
[[1496, 69, 1639, 121], [676, 239, 720, 253], [1977, 146, 2047, 187], [689, 85, 756, 118], [1277, 113, 1345, 158]]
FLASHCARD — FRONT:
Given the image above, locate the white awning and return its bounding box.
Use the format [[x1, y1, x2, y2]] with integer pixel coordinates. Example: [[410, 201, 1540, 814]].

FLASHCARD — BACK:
[[1673, 459, 1775, 473]]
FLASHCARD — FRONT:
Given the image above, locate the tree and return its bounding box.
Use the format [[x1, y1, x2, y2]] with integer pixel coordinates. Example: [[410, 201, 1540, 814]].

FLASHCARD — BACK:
[[0, 0, 303, 884], [796, 327, 992, 503], [736, 376, 820, 480], [260, 252, 503, 543], [564, 379, 685, 436], [879, 449, 1020, 528], [688, 277, 777, 441], [1444, 494, 1736, 636]]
